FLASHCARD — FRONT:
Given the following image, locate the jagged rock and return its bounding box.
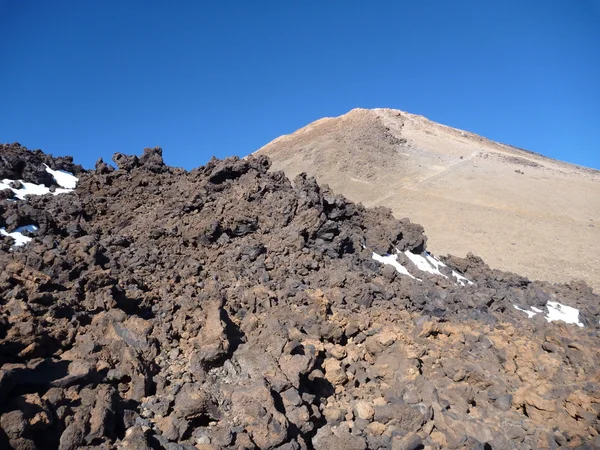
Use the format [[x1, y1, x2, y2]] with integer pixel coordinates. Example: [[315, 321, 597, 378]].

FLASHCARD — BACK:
[[323, 358, 348, 386], [112, 152, 139, 171], [138, 147, 166, 173], [191, 299, 230, 369], [94, 158, 112, 174], [230, 380, 289, 448], [0, 143, 83, 185], [172, 383, 215, 419]]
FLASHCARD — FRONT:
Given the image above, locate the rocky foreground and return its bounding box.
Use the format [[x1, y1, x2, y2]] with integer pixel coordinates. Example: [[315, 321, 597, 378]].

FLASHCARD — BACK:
[[0, 143, 599, 450]]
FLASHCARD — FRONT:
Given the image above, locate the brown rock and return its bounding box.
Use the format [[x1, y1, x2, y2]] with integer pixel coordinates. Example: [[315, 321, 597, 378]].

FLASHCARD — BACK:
[[324, 358, 348, 386], [354, 401, 375, 421]]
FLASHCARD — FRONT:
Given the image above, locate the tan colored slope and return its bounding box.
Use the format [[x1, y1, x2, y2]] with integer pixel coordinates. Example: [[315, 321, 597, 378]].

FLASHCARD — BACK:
[[255, 108, 600, 291]]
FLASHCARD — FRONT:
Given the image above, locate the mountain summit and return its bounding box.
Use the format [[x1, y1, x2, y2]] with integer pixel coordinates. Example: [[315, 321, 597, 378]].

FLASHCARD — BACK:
[[255, 108, 600, 291]]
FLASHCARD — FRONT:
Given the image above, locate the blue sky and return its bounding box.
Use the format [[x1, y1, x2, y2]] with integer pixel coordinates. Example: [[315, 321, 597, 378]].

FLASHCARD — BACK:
[[1, 1, 599, 170]]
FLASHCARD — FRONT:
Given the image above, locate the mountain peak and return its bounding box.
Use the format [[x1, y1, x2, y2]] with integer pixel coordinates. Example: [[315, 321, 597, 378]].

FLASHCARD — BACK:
[[255, 108, 600, 291]]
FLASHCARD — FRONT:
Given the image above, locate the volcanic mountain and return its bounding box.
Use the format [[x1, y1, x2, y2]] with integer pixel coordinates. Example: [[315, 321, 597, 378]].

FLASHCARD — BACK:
[[0, 143, 599, 449], [255, 108, 600, 292]]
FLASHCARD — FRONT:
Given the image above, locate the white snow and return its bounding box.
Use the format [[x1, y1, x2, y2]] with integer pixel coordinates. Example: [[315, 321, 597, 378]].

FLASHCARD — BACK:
[[424, 253, 472, 286], [1, 179, 52, 199], [513, 305, 537, 319], [372, 252, 417, 279], [545, 301, 584, 327], [0, 225, 39, 247], [405, 251, 442, 275], [406, 251, 473, 286], [371, 249, 473, 286], [425, 253, 446, 271], [0, 167, 77, 200], [0, 165, 78, 248], [450, 271, 472, 286], [512, 302, 584, 327], [371, 247, 584, 329], [44, 164, 78, 189]]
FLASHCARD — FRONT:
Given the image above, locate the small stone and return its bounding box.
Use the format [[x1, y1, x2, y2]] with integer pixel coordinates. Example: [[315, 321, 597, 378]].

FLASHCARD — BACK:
[[0, 410, 27, 438], [365, 337, 384, 355], [366, 422, 387, 436], [354, 401, 375, 421], [324, 358, 348, 386], [281, 388, 303, 407], [329, 344, 347, 360], [353, 418, 370, 433], [353, 333, 367, 344], [323, 407, 344, 425], [375, 331, 397, 347]]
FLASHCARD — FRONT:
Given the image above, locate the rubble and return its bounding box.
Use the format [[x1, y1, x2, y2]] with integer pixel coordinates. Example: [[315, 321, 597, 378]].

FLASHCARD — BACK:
[[0, 144, 599, 449]]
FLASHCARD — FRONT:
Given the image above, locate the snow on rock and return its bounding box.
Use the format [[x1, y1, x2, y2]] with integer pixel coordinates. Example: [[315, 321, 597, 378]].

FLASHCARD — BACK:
[[44, 164, 79, 189], [372, 249, 472, 286], [1, 179, 53, 200], [512, 301, 584, 327], [0, 165, 78, 248], [0, 225, 39, 247], [424, 253, 473, 286], [372, 252, 417, 279], [404, 250, 472, 286], [0, 166, 78, 200], [513, 305, 537, 319], [405, 251, 441, 275], [546, 301, 584, 327]]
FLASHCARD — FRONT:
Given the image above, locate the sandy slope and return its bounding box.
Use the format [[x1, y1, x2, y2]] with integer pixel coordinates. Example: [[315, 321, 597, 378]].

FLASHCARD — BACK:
[[255, 108, 600, 291]]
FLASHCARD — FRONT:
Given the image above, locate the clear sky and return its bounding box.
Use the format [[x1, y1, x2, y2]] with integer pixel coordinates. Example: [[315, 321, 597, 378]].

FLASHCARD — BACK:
[[1, 1, 599, 170]]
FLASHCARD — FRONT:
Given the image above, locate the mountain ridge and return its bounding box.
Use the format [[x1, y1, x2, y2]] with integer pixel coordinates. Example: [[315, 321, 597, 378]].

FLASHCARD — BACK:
[[255, 108, 600, 291], [259, 107, 598, 173]]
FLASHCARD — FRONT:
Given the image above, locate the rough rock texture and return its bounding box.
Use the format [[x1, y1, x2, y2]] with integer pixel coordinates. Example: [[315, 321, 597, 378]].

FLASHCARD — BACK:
[[0, 143, 84, 188], [0, 145, 599, 449]]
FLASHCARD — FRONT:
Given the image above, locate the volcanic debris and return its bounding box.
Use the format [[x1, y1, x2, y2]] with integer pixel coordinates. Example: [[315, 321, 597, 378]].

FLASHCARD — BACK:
[[0, 143, 599, 449]]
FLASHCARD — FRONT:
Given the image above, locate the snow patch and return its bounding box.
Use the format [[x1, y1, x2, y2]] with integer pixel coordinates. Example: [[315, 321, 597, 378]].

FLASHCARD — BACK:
[[424, 253, 472, 286], [0, 167, 77, 200], [0, 225, 39, 247], [371, 249, 472, 286], [0, 179, 74, 199], [44, 164, 78, 189], [405, 251, 442, 275], [372, 252, 417, 279], [0, 165, 78, 248], [512, 302, 584, 327], [513, 305, 537, 319], [406, 251, 472, 286], [1, 179, 52, 200], [546, 301, 584, 327]]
